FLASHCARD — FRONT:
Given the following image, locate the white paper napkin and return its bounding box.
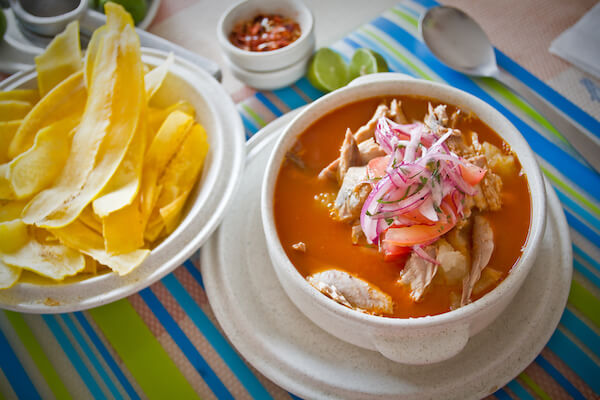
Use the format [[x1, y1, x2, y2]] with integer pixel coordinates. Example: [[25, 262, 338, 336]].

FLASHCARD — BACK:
[[550, 2, 600, 80]]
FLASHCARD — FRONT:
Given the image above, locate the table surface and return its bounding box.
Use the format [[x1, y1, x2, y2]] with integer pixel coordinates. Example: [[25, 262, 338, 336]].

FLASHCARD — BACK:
[[1, 0, 599, 399]]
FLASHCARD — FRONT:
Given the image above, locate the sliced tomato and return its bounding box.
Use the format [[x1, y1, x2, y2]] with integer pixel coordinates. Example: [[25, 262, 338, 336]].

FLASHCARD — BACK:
[[459, 162, 486, 186], [381, 240, 411, 262], [383, 203, 456, 247], [367, 155, 389, 180]]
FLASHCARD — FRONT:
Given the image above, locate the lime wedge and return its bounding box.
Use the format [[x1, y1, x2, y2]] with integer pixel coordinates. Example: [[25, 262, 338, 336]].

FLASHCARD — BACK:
[[307, 48, 350, 92], [349, 48, 389, 80], [0, 9, 6, 41], [99, 0, 147, 24]]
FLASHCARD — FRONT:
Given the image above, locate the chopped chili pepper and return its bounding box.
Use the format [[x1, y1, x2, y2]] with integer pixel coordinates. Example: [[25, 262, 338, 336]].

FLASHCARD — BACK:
[[229, 14, 301, 52]]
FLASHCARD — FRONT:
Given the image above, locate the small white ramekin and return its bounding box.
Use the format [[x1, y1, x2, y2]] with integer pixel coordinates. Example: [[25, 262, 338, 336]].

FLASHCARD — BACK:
[[261, 73, 547, 365], [225, 45, 311, 90], [217, 0, 315, 74]]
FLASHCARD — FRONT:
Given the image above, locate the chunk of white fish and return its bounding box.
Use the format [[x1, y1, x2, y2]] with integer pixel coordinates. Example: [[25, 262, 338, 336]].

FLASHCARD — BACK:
[[399, 246, 438, 302], [307, 269, 393, 315], [461, 216, 494, 306]]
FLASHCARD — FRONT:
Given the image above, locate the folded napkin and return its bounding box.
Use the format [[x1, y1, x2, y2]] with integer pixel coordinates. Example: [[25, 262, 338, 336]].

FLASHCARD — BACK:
[[549, 2, 600, 80]]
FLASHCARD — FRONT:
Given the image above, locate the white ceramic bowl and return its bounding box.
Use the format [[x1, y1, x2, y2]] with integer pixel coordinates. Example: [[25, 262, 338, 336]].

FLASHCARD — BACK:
[[0, 49, 246, 313], [225, 46, 310, 90], [217, 0, 315, 73], [261, 73, 546, 365]]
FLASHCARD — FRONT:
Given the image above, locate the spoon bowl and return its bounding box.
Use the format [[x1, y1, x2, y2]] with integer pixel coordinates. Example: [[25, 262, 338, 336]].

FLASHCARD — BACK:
[[420, 6, 498, 77]]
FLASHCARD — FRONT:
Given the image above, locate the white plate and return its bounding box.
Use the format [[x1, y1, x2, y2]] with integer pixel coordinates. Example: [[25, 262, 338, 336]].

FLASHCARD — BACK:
[[0, 49, 246, 313], [201, 111, 572, 400]]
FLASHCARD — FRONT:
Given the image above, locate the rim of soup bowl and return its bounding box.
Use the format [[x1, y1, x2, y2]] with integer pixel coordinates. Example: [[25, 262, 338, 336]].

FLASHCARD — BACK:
[[261, 75, 546, 330]]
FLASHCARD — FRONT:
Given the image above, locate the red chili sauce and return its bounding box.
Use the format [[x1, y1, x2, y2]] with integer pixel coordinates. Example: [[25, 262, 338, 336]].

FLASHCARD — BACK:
[[229, 14, 301, 52]]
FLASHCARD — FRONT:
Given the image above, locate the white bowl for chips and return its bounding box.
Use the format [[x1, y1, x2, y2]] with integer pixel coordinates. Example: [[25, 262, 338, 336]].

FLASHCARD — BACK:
[[0, 49, 246, 313]]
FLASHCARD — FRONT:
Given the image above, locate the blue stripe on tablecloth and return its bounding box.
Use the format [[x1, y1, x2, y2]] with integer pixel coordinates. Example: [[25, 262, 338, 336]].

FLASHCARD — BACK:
[[161, 274, 274, 400], [294, 77, 324, 101], [555, 190, 600, 237], [547, 329, 600, 394], [535, 354, 585, 400], [346, 33, 417, 77], [184, 259, 205, 290], [271, 86, 307, 110], [565, 210, 600, 249], [42, 315, 106, 400], [493, 388, 512, 400], [573, 244, 600, 273], [0, 327, 41, 400], [506, 380, 535, 400], [240, 113, 259, 138], [370, 16, 600, 200], [561, 308, 600, 359], [255, 92, 284, 117], [60, 314, 122, 400], [573, 258, 600, 289], [139, 287, 234, 400], [74, 312, 141, 400]]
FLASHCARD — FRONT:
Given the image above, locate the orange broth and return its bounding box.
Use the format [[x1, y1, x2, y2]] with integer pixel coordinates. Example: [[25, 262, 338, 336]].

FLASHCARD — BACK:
[[274, 96, 531, 317]]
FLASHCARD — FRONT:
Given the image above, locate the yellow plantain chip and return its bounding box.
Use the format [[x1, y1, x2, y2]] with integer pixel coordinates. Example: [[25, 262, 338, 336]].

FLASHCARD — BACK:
[[0, 164, 14, 200], [0, 90, 39, 104], [102, 196, 144, 254], [159, 191, 188, 234], [51, 219, 150, 276], [156, 123, 208, 207], [1, 239, 85, 280], [9, 71, 86, 158], [147, 101, 195, 143], [145, 52, 174, 100], [143, 214, 164, 242], [0, 219, 28, 253], [35, 21, 83, 97], [9, 116, 78, 199], [78, 206, 103, 234], [23, 17, 144, 228], [0, 260, 21, 289], [84, 26, 108, 89], [81, 255, 98, 274], [92, 108, 146, 217], [0, 200, 27, 221], [140, 110, 193, 224], [0, 120, 21, 163], [0, 100, 32, 122], [0, 200, 28, 252]]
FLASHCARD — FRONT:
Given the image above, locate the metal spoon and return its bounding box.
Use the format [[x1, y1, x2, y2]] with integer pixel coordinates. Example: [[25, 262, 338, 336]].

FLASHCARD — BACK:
[[420, 5, 600, 174]]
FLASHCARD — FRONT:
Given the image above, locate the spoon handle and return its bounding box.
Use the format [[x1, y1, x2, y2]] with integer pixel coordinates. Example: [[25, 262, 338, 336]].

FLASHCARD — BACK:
[[494, 68, 600, 174]]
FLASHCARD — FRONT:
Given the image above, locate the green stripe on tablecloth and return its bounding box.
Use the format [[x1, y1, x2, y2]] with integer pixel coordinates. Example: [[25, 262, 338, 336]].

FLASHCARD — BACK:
[[518, 372, 551, 400], [359, 28, 432, 80], [3, 311, 72, 400], [568, 281, 600, 330], [88, 299, 200, 400], [389, 8, 418, 29], [541, 166, 600, 217], [478, 78, 566, 144], [241, 104, 266, 128]]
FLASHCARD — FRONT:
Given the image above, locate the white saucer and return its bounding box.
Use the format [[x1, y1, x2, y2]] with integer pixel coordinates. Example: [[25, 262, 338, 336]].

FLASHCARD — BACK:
[[201, 111, 572, 400]]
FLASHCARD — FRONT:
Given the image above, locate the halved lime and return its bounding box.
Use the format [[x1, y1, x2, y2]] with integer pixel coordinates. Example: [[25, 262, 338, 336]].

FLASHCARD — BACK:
[[349, 48, 389, 80], [307, 48, 350, 92], [0, 9, 6, 42], [99, 0, 147, 24]]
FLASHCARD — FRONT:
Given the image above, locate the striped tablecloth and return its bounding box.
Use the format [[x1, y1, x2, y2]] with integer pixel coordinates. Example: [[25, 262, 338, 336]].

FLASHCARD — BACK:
[[1, 0, 599, 399]]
